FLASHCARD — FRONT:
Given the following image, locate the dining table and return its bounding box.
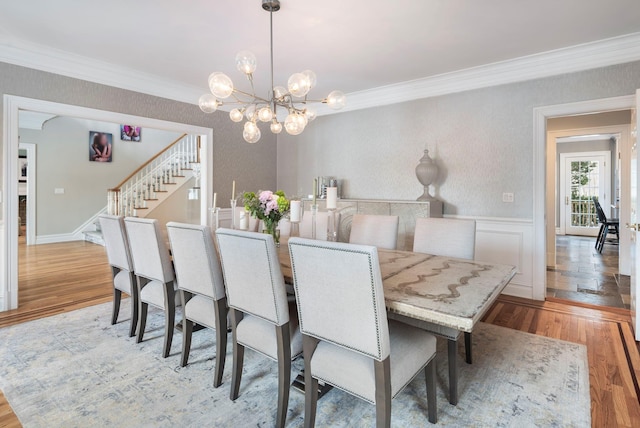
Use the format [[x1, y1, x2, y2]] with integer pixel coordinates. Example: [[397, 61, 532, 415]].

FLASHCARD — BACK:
[[277, 240, 517, 405]]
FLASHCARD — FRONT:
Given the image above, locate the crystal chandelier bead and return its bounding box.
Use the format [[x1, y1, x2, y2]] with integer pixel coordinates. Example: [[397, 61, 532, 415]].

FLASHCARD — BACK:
[[270, 121, 283, 134], [258, 106, 273, 122], [235, 50, 257, 75], [288, 73, 311, 97], [208, 72, 234, 99], [284, 113, 306, 135], [230, 108, 244, 122], [326, 90, 346, 110], [198, 94, 219, 113]]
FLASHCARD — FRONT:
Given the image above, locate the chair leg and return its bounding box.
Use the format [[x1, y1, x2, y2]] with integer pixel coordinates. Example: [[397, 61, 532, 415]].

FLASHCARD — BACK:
[[137, 302, 148, 344], [425, 358, 437, 424], [230, 309, 245, 401], [213, 297, 228, 388], [111, 288, 122, 325], [302, 335, 320, 428], [181, 319, 193, 367], [129, 272, 138, 338], [464, 332, 472, 364], [595, 224, 604, 250], [374, 357, 392, 428], [162, 282, 176, 358], [276, 324, 292, 428]]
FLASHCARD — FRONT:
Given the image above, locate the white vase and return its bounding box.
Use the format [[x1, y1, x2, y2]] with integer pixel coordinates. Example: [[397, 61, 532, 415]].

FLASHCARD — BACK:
[[415, 150, 439, 201]]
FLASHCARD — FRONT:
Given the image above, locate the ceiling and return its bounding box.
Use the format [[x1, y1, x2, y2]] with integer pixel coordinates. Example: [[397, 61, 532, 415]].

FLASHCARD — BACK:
[[1, 0, 640, 103]]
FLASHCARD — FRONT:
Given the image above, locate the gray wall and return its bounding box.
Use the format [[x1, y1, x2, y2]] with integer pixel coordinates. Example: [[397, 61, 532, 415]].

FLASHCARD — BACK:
[[19, 116, 182, 235], [0, 61, 278, 224], [277, 61, 640, 218]]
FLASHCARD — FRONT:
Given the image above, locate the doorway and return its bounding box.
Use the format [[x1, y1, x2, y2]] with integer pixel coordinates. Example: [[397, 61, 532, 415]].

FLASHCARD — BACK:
[[2, 95, 214, 312], [545, 115, 631, 309]]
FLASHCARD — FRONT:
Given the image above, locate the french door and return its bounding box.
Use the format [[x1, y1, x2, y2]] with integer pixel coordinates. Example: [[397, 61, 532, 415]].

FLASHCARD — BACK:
[[559, 151, 611, 236]]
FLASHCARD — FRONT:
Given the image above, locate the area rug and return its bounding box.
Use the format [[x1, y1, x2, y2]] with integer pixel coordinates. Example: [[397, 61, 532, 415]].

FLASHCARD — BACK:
[[0, 301, 590, 427]]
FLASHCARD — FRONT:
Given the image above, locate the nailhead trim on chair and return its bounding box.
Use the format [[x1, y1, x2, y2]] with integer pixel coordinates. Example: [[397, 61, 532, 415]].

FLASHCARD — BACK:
[[289, 240, 384, 360]]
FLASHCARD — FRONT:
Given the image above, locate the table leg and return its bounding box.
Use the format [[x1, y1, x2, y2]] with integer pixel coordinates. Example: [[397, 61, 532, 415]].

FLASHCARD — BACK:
[[448, 339, 458, 405], [464, 332, 472, 364]]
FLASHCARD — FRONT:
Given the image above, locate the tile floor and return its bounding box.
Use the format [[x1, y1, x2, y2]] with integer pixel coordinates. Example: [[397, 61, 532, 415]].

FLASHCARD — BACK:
[[547, 235, 630, 309]]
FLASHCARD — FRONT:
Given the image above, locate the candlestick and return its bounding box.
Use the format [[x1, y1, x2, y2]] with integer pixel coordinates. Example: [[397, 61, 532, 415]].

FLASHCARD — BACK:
[[311, 203, 318, 240], [210, 207, 221, 230], [327, 208, 337, 241], [230, 199, 237, 229], [326, 187, 338, 210], [212, 192, 217, 212], [313, 178, 317, 205], [232, 180, 236, 199]]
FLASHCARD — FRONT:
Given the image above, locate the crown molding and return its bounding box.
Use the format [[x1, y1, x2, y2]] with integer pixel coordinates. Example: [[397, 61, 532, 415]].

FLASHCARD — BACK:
[[0, 36, 204, 105], [1, 32, 639, 116], [315, 32, 640, 116]]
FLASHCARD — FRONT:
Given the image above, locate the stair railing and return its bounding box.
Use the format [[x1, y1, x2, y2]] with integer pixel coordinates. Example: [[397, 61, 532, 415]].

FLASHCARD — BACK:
[[108, 134, 200, 216]]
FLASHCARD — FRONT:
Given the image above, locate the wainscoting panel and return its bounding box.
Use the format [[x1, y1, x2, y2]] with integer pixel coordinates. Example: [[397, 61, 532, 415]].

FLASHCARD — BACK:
[[470, 217, 534, 299], [0, 220, 5, 310]]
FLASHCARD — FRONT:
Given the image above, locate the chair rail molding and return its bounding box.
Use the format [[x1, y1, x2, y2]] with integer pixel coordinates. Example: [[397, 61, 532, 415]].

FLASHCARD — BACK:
[[1, 95, 214, 312], [533, 94, 636, 303]]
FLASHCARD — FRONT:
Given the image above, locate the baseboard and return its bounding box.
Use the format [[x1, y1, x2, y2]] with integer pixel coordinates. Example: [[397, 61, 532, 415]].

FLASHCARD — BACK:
[[502, 283, 535, 300], [35, 233, 83, 245]]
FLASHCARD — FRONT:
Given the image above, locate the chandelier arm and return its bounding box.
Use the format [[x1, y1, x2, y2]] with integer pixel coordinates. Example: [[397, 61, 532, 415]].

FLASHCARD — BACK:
[[231, 88, 271, 104]]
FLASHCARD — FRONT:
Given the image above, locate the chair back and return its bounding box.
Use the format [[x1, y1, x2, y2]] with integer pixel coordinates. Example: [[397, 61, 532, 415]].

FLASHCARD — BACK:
[[349, 214, 399, 250], [167, 222, 225, 301], [593, 197, 607, 223], [413, 217, 476, 259], [289, 238, 390, 360], [216, 228, 289, 326], [124, 217, 175, 283], [99, 214, 132, 271]]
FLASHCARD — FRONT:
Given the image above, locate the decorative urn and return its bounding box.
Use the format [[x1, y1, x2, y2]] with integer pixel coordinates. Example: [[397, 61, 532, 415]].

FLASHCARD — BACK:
[[415, 150, 439, 201]]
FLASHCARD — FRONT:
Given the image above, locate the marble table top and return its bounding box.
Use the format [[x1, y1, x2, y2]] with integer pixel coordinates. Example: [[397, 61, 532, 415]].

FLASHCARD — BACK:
[[278, 245, 516, 333]]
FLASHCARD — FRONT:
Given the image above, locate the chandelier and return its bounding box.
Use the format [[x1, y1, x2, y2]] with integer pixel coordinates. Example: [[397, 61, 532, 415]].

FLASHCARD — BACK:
[[198, 0, 346, 143]]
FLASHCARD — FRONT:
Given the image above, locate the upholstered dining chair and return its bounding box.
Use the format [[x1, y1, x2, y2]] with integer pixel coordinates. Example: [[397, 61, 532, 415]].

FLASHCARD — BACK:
[[98, 214, 138, 337], [413, 217, 476, 259], [401, 217, 476, 378], [349, 214, 399, 250], [215, 228, 302, 428], [124, 217, 178, 358], [288, 238, 438, 427], [167, 222, 228, 388]]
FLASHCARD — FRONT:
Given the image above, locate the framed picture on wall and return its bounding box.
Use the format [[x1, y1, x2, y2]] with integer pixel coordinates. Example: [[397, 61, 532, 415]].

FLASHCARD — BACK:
[[89, 131, 113, 162], [18, 155, 27, 182], [120, 125, 141, 142]]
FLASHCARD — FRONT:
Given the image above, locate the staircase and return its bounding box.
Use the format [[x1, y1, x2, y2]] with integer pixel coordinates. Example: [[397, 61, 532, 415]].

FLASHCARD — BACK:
[[83, 133, 201, 245]]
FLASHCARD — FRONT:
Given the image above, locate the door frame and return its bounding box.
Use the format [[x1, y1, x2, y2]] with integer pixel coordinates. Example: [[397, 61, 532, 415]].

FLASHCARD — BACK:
[[534, 95, 635, 300], [18, 142, 37, 245], [2, 95, 214, 312], [559, 151, 611, 236]]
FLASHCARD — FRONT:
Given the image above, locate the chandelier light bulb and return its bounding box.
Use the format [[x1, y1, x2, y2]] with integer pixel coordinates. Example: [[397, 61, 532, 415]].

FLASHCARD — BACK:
[[243, 121, 261, 143], [326, 90, 347, 110], [258, 106, 273, 122], [273, 86, 287, 99], [302, 70, 317, 89], [198, 94, 219, 113], [270, 121, 283, 134], [235, 50, 257, 75], [284, 113, 306, 135], [304, 108, 317, 122], [229, 108, 244, 122], [288, 73, 311, 98], [208, 72, 234, 99], [245, 104, 257, 121]]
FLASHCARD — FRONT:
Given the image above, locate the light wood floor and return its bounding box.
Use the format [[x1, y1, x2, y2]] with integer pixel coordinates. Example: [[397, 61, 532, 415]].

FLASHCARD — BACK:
[[1, 242, 640, 427]]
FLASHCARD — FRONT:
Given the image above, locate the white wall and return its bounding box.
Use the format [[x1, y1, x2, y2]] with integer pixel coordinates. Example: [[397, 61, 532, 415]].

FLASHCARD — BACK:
[[19, 116, 182, 236]]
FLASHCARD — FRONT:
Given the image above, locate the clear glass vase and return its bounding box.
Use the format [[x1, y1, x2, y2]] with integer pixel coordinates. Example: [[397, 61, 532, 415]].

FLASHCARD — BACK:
[[263, 220, 281, 247]]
